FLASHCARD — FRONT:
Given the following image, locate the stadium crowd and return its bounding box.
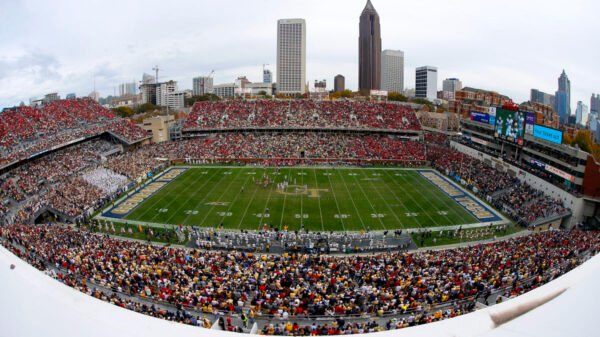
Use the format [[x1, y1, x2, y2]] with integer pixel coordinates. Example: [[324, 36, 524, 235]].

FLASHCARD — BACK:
[[0, 97, 573, 229], [184, 100, 421, 131], [0, 98, 148, 165], [496, 184, 568, 225], [1, 130, 568, 227], [0, 139, 128, 223], [1, 225, 598, 335], [82, 168, 131, 195], [427, 144, 568, 226], [174, 134, 426, 162]]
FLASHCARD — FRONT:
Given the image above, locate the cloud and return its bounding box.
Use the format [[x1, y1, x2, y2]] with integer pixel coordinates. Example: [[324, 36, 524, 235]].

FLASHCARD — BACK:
[[0, 51, 61, 82], [0, 0, 598, 108]]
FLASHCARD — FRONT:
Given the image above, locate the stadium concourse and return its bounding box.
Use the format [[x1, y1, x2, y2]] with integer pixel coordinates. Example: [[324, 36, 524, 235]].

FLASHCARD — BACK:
[[0, 98, 593, 336]]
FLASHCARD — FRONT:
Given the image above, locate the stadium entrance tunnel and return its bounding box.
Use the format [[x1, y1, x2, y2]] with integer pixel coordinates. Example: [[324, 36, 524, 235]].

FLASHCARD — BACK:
[[33, 208, 74, 225]]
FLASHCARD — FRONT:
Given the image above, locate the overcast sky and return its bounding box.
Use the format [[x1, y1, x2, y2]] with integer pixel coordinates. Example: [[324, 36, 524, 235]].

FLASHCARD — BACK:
[[0, 0, 598, 109]]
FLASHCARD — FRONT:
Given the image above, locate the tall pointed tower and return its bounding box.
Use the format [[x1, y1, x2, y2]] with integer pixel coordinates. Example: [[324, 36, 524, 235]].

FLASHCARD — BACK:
[[359, 0, 382, 92]]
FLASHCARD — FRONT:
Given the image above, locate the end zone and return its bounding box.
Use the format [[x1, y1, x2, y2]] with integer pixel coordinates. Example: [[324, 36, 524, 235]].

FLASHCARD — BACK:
[[100, 168, 188, 219], [417, 169, 506, 224]]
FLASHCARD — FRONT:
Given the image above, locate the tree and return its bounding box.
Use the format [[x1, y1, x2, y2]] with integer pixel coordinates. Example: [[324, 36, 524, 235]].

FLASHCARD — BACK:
[[412, 98, 434, 111], [258, 90, 267, 96], [185, 94, 221, 107], [112, 106, 135, 118], [340, 89, 353, 98], [412, 98, 432, 105], [388, 91, 407, 102], [572, 130, 592, 153], [563, 132, 574, 145], [136, 103, 157, 114]]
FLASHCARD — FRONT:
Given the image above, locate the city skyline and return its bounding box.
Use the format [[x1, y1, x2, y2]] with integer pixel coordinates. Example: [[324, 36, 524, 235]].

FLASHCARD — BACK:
[[0, 0, 599, 108]]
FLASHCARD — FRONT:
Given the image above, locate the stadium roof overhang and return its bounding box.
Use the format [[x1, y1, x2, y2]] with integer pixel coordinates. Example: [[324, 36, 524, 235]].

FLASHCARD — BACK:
[[1, 245, 598, 337]]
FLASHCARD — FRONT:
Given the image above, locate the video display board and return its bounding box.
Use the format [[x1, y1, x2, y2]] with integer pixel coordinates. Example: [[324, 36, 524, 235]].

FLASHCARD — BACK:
[[470, 111, 490, 124], [494, 108, 525, 146], [525, 112, 536, 135], [533, 125, 563, 145]]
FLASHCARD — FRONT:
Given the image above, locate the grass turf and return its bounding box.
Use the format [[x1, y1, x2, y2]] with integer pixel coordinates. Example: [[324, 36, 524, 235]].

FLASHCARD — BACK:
[[120, 167, 480, 231]]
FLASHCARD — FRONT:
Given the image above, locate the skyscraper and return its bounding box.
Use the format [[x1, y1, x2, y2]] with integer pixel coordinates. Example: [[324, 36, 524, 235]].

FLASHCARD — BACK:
[[555, 70, 571, 124], [381, 50, 404, 93], [530, 89, 555, 107], [263, 69, 273, 84], [334, 75, 345, 93], [442, 78, 462, 100], [119, 82, 137, 96], [415, 66, 438, 101], [277, 18, 306, 95], [193, 76, 213, 96], [359, 0, 381, 92], [576, 101, 589, 127], [156, 80, 178, 107]]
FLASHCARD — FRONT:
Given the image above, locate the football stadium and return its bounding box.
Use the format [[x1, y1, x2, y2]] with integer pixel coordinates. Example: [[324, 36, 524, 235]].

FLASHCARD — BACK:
[[2, 96, 599, 335], [2, 1, 600, 337]]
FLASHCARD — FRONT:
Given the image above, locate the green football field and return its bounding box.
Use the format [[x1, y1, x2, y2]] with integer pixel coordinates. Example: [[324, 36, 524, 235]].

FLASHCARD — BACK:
[[117, 167, 481, 231]]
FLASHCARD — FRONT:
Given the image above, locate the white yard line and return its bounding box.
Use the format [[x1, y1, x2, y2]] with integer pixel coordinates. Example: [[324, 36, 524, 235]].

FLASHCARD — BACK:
[[276, 168, 290, 229], [325, 170, 347, 232], [239, 177, 262, 230], [424, 169, 508, 223], [351, 172, 386, 230], [376, 170, 424, 229], [217, 174, 252, 225], [361, 170, 403, 229], [256, 168, 277, 229], [412, 170, 477, 224], [163, 169, 225, 224], [143, 170, 202, 222], [312, 168, 325, 232], [383, 170, 441, 227], [335, 169, 367, 231], [300, 168, 305, 228], [196, 169, 244, 226]]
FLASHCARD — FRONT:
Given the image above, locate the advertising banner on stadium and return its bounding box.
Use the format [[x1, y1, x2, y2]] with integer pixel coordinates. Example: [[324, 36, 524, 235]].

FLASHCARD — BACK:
[[470, 111, 490, 124], [471, 136, 488, 146], [545, 164, 575, 182], [494, 108, 526, 146], [525, 113, 536, 135], [530, 159, 546, 169], [488, 107, 496, 125], [533, 125, 563, 145]]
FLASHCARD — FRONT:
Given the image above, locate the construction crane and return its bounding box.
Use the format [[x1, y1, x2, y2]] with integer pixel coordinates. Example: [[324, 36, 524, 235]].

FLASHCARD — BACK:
[[152, 65, 160, 84], [207, 70, 215, 78]]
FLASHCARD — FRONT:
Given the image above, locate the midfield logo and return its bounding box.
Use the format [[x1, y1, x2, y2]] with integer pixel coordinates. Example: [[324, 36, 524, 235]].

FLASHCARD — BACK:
[[276, 185, 329, 198]]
